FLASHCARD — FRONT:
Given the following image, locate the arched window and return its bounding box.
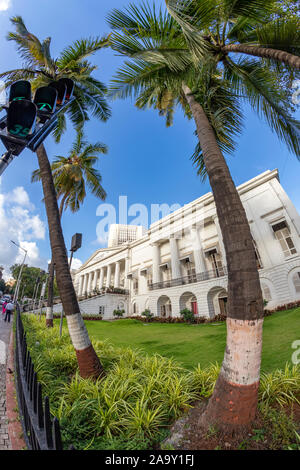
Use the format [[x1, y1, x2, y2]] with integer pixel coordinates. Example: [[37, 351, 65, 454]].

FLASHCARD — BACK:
[[262, 283, 272, 302], [292, 272, 300, 294]]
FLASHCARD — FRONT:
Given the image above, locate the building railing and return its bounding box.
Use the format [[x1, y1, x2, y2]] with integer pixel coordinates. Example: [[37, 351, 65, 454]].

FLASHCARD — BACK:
[[15, 304, 64, 450], [78, 287, 129, 301], [148, 266, 228, 291]]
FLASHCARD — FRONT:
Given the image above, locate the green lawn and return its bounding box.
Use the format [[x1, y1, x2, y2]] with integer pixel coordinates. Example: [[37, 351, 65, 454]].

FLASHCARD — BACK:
[[79, 308, 300, 372]]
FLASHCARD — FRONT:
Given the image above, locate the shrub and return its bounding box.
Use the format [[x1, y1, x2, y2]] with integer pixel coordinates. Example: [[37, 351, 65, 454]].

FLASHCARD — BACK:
[[141, 310, 154, 322], [113, 309, 125, 318], [180, 309, 195, 324]]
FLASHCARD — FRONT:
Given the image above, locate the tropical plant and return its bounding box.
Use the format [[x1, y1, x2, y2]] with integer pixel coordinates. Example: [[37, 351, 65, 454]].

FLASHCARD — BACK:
[[22, 314, 300, 449], [106, 1, 299, 432], [180, 308, 195, 323], [31, 128, 107, 327], [113, 309, 125, 317], [1, 16, 111, 378], [165, 0, 300, 70]]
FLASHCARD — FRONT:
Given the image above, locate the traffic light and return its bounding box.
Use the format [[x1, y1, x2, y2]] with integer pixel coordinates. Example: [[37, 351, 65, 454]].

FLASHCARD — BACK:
[[5, 80, 37, 139], [6, 99, 37, 138], [49, 80, 67, 106], [59, 78, 75, 100], [34, 86, 58, 113], [9, 80, 31, 103]]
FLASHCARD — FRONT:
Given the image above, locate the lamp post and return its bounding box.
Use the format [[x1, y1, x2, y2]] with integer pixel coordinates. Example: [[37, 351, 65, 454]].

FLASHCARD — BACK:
[[11, 240, 27, 303], [59, 233, 82, 337]]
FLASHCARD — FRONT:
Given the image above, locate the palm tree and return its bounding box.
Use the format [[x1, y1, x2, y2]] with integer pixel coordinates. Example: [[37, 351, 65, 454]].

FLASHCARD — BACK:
[[1, 17, 111, 379], [107, 2, 299, 432], [32, 129, 108, 327], [165, 0, 300, 69]]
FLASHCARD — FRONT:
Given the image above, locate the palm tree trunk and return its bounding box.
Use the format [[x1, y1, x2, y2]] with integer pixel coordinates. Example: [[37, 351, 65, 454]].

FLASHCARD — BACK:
[[36, 143, 104, 379], [222, 43, 300, 70], [182, 83, 264, 433], [46, 194, 68, 328]]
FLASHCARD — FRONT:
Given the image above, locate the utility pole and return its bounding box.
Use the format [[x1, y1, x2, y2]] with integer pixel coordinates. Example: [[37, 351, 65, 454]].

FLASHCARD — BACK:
[[11, 240, 27, 303]]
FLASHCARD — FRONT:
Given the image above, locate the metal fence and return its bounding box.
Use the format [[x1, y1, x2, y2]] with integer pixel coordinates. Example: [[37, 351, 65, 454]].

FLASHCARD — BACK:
[[15, 304, 63, 450]]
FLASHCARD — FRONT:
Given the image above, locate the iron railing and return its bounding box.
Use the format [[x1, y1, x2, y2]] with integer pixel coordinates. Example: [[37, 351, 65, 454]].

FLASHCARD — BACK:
[[15, 304, 64, 450], [148, 266, 228, 291]]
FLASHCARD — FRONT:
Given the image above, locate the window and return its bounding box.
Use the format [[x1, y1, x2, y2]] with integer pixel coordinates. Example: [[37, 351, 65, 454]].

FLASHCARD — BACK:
[[253, 240, 263, 269], [186, 263, 197, 282], [99, 306, 105, 316], [206, 249, 224, 277], [133, 279, 139, 295], [272, 221, 297, 257], [292, 272, 300, 294], [262, 283, 272, 302], [132, 302, 138, 314]]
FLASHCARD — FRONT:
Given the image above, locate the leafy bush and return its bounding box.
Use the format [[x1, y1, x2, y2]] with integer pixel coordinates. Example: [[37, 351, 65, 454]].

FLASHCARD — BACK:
[[141, 310, 154, 321], [113, 309, 125, 318], [180, 309, 195, 323], [21, 314, 300, 451]]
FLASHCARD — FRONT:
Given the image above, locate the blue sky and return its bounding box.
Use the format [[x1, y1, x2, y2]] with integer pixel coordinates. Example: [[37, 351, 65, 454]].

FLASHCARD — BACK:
[[0, 0, 299, 277]]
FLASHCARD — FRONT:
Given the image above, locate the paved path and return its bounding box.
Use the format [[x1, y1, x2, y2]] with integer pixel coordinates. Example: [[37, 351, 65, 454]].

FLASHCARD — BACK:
[[0, 314, 12, 450]]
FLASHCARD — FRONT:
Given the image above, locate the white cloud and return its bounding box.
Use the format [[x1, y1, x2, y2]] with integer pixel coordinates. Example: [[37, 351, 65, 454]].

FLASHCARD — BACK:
[[69, 257, 83, 271], [0, 0, 11, 12], [0, 184, 46, 280]]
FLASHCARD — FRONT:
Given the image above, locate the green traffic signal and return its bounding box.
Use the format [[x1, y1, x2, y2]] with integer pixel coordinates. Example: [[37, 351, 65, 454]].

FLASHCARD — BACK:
[[9, 80, 31, 103], [7, 100, 37, 139], [34, 86, 58, 113]]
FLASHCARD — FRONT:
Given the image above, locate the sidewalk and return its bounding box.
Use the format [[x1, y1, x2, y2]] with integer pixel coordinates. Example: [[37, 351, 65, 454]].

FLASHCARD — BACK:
[[0, 314, 12, 450]]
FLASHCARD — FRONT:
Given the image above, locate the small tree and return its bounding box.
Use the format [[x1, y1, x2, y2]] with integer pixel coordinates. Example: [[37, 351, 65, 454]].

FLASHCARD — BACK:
[[141, 309, 154, 321], [180, 308, 195, 324], [113, 309, 125, 318]]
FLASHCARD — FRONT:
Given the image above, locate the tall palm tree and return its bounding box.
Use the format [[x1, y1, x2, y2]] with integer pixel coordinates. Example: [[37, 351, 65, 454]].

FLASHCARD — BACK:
[[1, 17, 111, 379], [165, 0, 300, 69], [107, 2, 299, 432], [32, 129, 108, 327]]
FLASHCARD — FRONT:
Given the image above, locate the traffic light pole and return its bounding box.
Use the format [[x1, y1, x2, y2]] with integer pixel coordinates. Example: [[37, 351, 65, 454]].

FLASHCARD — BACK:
[[0, 150, 16, 176]]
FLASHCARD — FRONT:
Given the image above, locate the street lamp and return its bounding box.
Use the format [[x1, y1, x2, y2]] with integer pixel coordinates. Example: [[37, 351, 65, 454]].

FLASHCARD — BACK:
[[59, 233, 82, 337], [11, 240, 27, 303]]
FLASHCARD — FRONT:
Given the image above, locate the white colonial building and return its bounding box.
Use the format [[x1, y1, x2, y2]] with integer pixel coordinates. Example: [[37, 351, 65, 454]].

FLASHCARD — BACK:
[[57, 169, 300, 319]]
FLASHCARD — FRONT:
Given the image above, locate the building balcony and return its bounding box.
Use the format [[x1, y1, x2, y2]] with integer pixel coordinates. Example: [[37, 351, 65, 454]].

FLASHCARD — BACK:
[[148, 266, 228, 291]]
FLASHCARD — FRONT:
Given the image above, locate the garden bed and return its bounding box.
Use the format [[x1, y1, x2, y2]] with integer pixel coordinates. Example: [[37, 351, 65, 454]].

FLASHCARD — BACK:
[[21, 314, 300, 450]]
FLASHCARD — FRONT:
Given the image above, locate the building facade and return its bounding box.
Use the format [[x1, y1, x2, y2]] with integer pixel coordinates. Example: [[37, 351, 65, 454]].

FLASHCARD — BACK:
[[57, 170, 300, 320]]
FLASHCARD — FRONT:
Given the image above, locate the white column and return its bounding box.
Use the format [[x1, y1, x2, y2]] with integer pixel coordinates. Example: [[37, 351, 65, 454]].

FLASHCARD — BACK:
[[124, 258, 130, 289], [92, 270, 99, 291], [114, 262, 120, 288], [106, 265, 112, 288], [191, 227, 207, 274], [78, 275, 84, 296], [213, 215, 226, 263], [87, 272, 93, 293], [152, 243, 161, 284], [170, 237, 181, 280], [98, 268, 104, 290], [82, 273, 88, 295]]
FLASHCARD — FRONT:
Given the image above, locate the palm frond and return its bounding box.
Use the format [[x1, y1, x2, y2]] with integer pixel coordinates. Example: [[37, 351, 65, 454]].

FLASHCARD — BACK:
[[57, 36, 111, 70], [224, 57, 300, 157]]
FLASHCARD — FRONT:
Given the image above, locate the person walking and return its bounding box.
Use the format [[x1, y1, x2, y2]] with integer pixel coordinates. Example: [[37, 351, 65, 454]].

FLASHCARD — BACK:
[[2, 300, 7, 317], [4, 301, 14, 323]]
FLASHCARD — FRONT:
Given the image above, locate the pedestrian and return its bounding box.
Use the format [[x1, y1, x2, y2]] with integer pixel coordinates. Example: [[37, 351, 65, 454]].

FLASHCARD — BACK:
[[2, 300, 7, 316], [4, 301, 14, 323]]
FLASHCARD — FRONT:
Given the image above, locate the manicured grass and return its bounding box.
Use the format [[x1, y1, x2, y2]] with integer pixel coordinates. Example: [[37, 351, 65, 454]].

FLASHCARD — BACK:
[[80, 308, 300, 372]]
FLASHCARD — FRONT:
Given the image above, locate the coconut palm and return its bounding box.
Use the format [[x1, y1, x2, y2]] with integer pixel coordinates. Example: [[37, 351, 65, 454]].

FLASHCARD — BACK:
[[165, 0, 300, 70], [1, 16, 111, 379], [107, 2, 299, 432], [32, 129, 108, 327]]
